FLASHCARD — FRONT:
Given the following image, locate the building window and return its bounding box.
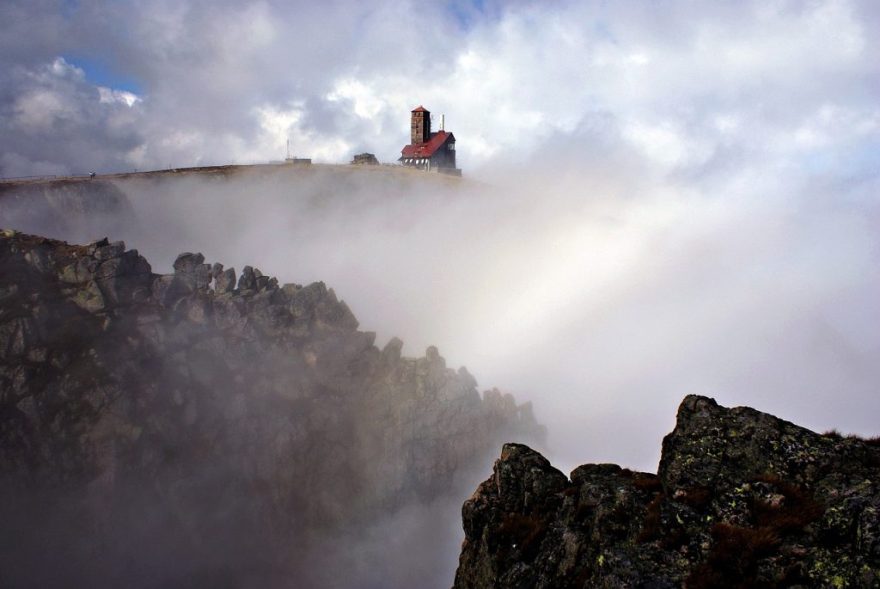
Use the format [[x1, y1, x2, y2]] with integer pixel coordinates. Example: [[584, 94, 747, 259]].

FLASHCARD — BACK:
[[448, 143, 455, 151]]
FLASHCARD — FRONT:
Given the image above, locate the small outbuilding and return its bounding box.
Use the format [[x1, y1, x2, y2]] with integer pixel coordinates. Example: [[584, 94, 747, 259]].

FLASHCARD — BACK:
[[351, 153, 380, 165]]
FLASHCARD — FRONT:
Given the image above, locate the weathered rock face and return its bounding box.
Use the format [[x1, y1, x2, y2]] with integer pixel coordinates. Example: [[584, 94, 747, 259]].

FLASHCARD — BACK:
[[454, 396, 880, 588], [0, 231, 543, 588]]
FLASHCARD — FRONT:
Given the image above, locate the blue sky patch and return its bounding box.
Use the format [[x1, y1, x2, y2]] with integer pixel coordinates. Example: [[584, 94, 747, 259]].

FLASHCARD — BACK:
[[64, 54, 144, 95], [447, 0, 490, 30]]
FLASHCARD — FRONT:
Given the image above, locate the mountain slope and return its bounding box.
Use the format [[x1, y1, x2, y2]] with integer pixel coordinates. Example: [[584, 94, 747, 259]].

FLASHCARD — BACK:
[[0, 230, 542, 588]]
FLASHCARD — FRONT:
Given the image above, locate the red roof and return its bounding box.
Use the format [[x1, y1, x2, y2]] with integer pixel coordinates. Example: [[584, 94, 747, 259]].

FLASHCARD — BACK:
[[400, 131, 455, 159], [411, 105, 429, 112]]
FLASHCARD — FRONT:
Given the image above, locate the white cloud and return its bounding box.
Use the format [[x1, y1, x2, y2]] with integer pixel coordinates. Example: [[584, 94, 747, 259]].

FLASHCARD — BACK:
[[622, 120, 699, 168], [98, 87, 141, 107], [326, 79, 387, 120], [13, 89, 71, 130]]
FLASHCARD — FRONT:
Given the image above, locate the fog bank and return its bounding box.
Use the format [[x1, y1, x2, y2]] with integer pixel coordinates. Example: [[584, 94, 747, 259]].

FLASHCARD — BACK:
[[8, 160, 878, 477]]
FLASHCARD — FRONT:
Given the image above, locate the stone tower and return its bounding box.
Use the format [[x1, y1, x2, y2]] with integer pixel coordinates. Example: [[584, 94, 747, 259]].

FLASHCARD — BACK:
[[411, 106, 431, 145]]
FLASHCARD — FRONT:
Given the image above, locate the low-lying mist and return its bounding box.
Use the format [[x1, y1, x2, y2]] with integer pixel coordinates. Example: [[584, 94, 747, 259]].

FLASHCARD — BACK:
[[124, 163, 880, 470], [4, 155, 879, 587], [10, 160, 880, 475]]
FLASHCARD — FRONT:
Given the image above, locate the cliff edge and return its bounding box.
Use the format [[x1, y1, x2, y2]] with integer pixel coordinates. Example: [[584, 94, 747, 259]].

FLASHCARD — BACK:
[[454, 396, 880, 588], [0, 230, 543, 587]]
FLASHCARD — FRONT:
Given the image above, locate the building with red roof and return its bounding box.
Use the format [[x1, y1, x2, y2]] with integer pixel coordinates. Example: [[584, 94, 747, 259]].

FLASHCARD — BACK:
[[399, 106, 460, 175]]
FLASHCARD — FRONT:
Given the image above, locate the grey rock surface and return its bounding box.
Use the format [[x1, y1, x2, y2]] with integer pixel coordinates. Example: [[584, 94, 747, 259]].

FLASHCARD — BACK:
[[454, 396, 880, 588]]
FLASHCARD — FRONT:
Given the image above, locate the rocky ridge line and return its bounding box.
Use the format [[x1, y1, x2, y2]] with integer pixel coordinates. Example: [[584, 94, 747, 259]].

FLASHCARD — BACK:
[[454, 395, 880, 588], [0, 230, 543, 587]]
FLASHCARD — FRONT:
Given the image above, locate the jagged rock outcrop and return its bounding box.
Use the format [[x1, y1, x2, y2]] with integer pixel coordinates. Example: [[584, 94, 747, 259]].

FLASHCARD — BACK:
[[0, 230, 543, 587], [454, 396, 880, 588]]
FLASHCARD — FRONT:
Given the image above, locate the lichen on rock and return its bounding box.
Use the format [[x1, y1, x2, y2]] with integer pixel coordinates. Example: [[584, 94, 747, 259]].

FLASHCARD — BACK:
[[453, 396, 880, 588]]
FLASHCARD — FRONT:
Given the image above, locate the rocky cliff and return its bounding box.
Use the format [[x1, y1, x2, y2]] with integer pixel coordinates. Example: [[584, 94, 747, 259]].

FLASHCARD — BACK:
[[0, 230, 543, 588], [454, 396, 880, 588]]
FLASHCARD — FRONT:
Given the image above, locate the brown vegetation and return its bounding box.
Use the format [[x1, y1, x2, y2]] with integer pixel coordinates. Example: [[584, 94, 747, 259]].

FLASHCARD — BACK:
[[632, 474, 663, 493], [636, 493, 664, 543], [687, 523, 781, 589], [686, 475, 824, 588], [498, 512, 549, 560]]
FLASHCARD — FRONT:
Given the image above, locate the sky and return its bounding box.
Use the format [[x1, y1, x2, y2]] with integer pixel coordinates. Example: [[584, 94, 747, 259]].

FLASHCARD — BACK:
[[2, 0, 880, 474], [2, 0, 875, 178]]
